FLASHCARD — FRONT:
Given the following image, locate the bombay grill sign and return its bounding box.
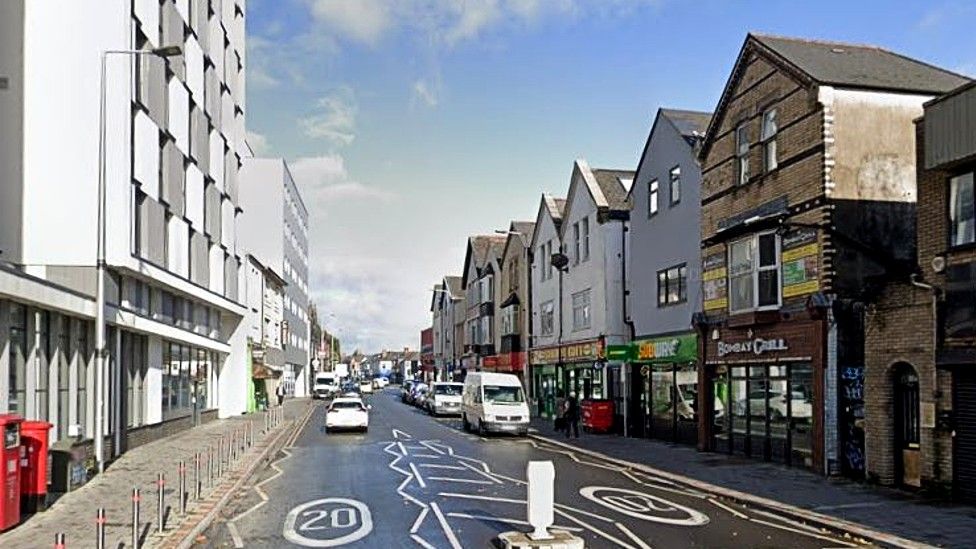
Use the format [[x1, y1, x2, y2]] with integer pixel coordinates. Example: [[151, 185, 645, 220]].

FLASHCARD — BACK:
[[716, 337, 789, 358]]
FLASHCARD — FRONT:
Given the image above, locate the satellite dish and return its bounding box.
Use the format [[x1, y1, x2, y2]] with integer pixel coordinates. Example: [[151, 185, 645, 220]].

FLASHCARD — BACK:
[[931, 256, 946, 274]]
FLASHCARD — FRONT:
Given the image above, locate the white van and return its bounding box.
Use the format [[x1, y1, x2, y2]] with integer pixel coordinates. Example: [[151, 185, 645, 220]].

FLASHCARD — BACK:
[[462, 372, 530, 436], [427, 382, 464, 416], [313, 373, 339, 399]]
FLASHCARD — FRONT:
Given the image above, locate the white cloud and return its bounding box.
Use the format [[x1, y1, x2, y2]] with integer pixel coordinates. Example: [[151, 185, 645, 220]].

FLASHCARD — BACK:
[[246, 130, 271, 155], [289, 154, 396, 206], [308, 0, 393, 46], [300, 87, 358, 144], [412, 79, 440, 108]]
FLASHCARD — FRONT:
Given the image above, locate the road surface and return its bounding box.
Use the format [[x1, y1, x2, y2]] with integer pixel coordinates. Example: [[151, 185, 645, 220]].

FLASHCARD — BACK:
[[203, 388, 867, 548]]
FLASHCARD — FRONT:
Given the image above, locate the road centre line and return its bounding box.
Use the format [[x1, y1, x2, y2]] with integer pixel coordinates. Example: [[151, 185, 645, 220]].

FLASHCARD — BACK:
[[409, 462, 427, 488], [748, 518, 860, 547], [445, 512, 584, 532], [418, 464, 465, 470], [427, 477, 495, 485], [554, 508, 639, 549], [430, 502, 463, 549], [707, 498, 749, 519], [616, 522, 654, 549], [438, 492, 526, 505], [458, 460, 505, 484]]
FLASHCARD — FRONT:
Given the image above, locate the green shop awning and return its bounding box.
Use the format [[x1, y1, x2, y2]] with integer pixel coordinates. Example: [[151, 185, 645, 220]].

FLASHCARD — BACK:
[[631, 333, 699, 364]]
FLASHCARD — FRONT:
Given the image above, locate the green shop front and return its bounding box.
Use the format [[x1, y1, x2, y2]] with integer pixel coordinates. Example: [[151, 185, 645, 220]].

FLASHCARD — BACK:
[[530, 338, 606, 419], [625, 332, 700, 445]]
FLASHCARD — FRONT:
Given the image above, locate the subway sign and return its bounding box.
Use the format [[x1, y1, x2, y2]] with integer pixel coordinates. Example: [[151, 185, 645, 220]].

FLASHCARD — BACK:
[[632, 333, 698, 364]]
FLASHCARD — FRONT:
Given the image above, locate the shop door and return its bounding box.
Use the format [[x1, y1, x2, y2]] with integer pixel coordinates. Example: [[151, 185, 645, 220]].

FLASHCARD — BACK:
[[629, 365, 648, 437], [954, 371, 976, 503], [895, 364, 921, 488]]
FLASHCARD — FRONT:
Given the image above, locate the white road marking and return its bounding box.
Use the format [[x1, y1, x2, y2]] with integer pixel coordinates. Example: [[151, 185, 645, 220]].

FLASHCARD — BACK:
[[392, 429, 413, 440], [438, 492, 526, 505], [458, 460, 505, 484], [226, 521, 245, 547], [418, 440, 446, 455], [616, 522, 654, 549], [427, 476, 495, 485], [445, 512, 584, 532], [430, 502, 463, 549], [412, 453, 442, 459], [554, 508, 639, 549], [552, 503, 615, 524], [282, 498, 373, 547], [397, 442, 408, 455], [410, 507, 429, 534], [620, 470, 709, 500], [417, 464, 465, 470], [409, 462, 427, 488], [707, 498, 749, 519], [580, 486, 710, 527], [411, 533, 437, 549], [748, 518, 860, 547]]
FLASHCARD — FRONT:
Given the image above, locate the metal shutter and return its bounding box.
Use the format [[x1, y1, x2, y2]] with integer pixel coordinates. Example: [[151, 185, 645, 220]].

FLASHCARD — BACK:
[[954, 371, 976, 503]]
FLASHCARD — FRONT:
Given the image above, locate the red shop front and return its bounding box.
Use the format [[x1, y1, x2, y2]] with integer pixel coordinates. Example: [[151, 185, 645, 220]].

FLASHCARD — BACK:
[[482, 352, 527, 384]]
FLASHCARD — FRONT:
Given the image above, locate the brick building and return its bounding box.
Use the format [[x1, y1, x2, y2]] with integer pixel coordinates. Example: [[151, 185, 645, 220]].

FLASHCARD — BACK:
[[865, 81, 976, 500], [696, 34, 967, 476]]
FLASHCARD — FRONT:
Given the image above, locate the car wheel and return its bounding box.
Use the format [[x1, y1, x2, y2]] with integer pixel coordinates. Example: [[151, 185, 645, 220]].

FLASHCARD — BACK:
[[462, 415, 470, 432], [325, 427, 330, 434]]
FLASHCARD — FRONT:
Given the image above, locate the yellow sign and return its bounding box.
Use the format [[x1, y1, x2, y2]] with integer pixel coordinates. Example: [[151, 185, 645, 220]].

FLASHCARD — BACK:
[[702, 268, 727, 281], [704, 297, 728, 311], [529, 340, 603, 365], [530, 347, 560, 364], [783, 279, 820, 298], [782, 243, 818, 263]]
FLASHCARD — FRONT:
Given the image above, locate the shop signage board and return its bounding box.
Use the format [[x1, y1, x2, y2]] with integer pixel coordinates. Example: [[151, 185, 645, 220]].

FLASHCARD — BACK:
[[632, 333, 699, 364], [605, 345, 631, 361], [702, 252, 728, 311], [483, 352, 527, 372], [717, 337, 788, 357], [781, 228, 820, 298], [529, 339, 603, 365]]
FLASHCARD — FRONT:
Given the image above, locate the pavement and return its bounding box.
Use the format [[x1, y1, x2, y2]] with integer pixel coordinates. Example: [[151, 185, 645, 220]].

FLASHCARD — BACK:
[[527, 417, 976, 548], [201, 387, 870, 548], [0, 398, 311, 549]]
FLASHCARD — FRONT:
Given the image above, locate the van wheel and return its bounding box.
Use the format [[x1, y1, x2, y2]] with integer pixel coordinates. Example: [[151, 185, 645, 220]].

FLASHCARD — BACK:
[[478, 420, 487, 436], [462, 415, 470, 432]]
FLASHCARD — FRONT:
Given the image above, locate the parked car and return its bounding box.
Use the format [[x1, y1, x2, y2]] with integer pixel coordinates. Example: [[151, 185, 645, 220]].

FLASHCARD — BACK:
[[372, 377, 389, 390], [359, 379, 374, 394], [427, 382, 464, 416], [401, 381, 415, 402], [325, 397, 370, 433], [462, 372, 530, 436], [408, 383, 429, 406]]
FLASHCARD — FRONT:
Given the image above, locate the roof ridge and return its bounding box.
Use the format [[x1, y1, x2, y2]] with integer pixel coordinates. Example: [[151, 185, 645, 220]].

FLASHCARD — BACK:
[[750, 31, 885, 52]]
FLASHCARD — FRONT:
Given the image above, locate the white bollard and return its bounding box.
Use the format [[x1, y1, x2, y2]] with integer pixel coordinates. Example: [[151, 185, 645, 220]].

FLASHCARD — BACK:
[[526, 461, 555, 541]]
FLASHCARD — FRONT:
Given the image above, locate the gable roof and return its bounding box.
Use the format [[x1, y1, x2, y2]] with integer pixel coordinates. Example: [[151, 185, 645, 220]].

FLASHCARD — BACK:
[[700, 33, 971, 160], [561, 160, 633, 236], [628, 108, 712, 199], [461, 235, 507, 288], [442, 275, 462, 297], [501, 220, 537, 264], [591, 168, 635, 211], [752, 34, 969, 94]]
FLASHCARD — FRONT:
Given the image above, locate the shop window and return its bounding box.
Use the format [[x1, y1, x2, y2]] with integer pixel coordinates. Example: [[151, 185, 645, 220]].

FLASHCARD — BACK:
[[950, 172, 975, 247], [34, 310, 50, 421], [728, 232, 780, 313], [57, 317, 71, 440], [76, 323, 89, 437]]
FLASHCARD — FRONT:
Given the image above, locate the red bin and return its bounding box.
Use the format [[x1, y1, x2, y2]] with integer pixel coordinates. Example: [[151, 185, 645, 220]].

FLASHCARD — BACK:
[[20, 421, 52, 513], [581, 400, 615, 433], [0, 414, 23, 531]]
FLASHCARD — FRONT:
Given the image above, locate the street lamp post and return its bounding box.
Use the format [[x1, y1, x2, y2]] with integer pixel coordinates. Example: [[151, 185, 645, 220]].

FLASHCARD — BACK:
[[95, 46, 181, 473]]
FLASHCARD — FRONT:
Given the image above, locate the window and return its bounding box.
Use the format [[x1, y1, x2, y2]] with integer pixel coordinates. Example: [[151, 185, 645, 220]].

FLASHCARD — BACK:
[[76, 322, 89, 437], [502, 305, 519, 335], [508, 258, 518, 293], [572, 289, 591, 331], [762, 108, 778, 172], [545, 240, 553, 280], [728, 232, 780, 313], [950, 172, 975, 247], [8, 302, 27, 416], [736, 123, 750, 185], [573, 222, 580, 264], [540, 301, 555, 336], [669, 166, 681, 205], [657, 264, 688, 306], [57, 317, 70, 439], [649, 180, 659, 216], [34, 311, 50, 421], [945, 262, 976, 339], [581, 217, 590, 262]]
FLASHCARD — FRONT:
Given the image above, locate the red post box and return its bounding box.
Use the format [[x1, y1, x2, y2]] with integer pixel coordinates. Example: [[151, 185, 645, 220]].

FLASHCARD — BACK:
[[20, 421, 52, 513], [581, 399, 615, 433], [0, 414, 23, 531]]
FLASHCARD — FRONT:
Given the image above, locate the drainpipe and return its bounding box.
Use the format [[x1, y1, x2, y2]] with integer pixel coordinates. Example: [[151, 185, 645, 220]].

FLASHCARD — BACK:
[[909, 273, 941, 403], [621, 221, 635, 438]]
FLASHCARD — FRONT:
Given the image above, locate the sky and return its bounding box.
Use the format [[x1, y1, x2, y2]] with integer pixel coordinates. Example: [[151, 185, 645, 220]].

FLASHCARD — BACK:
[[244, 0, 976, 354]]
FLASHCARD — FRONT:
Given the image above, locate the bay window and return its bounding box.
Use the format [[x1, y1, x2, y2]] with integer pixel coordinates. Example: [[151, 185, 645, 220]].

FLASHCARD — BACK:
[[501, 306, 519, 335], [728, 232, 780, 313]]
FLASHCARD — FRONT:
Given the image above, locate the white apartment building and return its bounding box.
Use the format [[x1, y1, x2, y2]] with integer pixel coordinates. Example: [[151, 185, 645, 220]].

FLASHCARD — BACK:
[[0, 0, 251, 472], [239, 158, 310, 398]]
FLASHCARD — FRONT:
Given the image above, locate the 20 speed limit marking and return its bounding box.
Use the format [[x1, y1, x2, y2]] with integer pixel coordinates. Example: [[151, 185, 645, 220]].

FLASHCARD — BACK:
[[283, 498, 373, 547]]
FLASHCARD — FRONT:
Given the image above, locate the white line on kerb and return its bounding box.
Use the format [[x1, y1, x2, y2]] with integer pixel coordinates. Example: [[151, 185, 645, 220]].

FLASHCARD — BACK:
[[409, 462, 427, 488], [430, 502, 463, 549]]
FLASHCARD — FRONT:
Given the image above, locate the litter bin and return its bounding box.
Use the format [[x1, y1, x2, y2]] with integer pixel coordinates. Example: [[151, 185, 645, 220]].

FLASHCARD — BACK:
[[20, 421, 52, 513], [0, 414, 24, 531], [581, 399, 615, 433]]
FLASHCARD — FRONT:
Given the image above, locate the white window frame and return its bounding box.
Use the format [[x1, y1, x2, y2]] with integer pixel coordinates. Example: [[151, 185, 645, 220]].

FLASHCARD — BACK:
[[649, 179, 659, 216], [669, 166, 681, 206], [736, 122, 750, 185], [571, 289, 591, 331], [727, 231, 782, 314], [573, 222, 581, 265], [540, 301, 554, 336], [762, 108, 778, 172], [581, 217, 590, 262]]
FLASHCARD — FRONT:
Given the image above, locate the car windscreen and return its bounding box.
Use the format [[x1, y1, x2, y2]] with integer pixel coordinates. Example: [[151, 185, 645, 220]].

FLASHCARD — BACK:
[[434, 384, 463, 395], [484, 385, 524, 403], [331, 401, 365, 410]]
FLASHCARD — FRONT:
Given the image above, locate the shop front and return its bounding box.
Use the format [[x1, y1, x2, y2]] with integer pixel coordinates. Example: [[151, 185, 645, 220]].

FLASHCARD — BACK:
[[529, 339, 606, 419], [702, 319, 824, 471], [625, 332, 699, 445], [483, 352, 527, 382]]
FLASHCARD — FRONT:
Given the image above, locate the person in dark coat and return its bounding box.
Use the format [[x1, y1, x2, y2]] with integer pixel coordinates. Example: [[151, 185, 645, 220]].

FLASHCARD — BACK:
[[564, 393, 580, 439], [276, 383, 285, 407]]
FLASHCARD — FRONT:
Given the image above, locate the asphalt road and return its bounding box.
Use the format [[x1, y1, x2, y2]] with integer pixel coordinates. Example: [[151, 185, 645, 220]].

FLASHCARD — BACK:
[[203, 388, 868, 548]]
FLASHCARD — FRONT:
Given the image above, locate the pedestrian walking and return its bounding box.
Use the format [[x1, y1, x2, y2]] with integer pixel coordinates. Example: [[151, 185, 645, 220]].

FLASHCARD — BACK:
[[554, 390, 566, 434], [565, 392, 580, 439], [276, 383, 285, 407]]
